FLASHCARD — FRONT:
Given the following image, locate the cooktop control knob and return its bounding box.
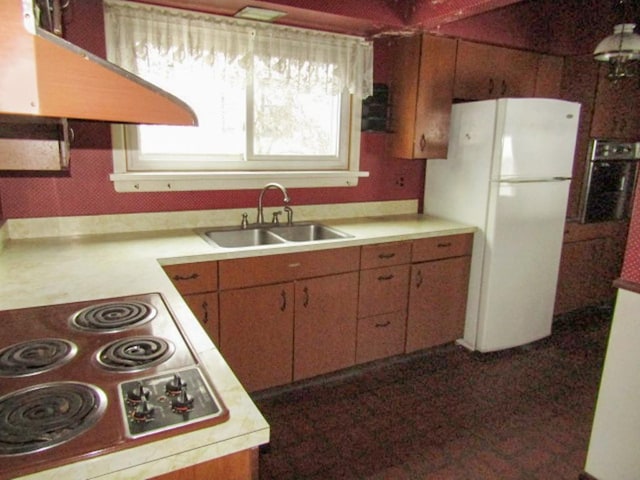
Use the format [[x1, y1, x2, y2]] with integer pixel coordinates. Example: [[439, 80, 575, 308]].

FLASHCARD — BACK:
[[171, 387, 194, 413], [126, 382, 150, 405], [165, 374, 186, 396], [132, 399, 155, 423]]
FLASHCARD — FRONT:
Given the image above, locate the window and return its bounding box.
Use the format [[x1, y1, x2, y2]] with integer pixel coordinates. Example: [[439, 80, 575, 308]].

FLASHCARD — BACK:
[[103, 0, 373, 192]]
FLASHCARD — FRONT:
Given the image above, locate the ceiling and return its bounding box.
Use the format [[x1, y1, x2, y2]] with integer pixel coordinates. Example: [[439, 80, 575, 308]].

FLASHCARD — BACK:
[[133, 0, 639, 55]]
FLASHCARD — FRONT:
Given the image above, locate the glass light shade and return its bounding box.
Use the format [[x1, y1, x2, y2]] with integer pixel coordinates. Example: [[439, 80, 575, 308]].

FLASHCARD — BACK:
[[594, 23, 640, 61]]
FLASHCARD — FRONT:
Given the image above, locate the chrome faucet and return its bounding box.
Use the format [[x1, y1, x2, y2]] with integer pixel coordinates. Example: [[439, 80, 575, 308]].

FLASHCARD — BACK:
[[257, 183, 290, 224]]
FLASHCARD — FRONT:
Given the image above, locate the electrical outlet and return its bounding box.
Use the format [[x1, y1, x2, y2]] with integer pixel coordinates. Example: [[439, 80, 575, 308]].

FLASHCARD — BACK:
[[395, 175, 405, 187]]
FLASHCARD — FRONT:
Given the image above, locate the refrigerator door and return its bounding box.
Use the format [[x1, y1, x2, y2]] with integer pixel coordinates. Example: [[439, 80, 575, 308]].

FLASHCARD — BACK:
[[476, 177, 570, 352], [492, 98, 580, 180]]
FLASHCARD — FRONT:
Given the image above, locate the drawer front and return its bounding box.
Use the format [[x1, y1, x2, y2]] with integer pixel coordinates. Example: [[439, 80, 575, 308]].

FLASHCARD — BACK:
[[356, 311, 406, 364], [219, 246, 360, 290], [163, 261, 218, 294], [358, 264, 410, 318], [360, 241, 411, 269], [412, 233, 473, 262]]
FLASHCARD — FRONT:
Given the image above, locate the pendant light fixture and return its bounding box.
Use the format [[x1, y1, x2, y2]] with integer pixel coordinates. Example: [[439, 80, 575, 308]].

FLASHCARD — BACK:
[[593, 1, 640, 80]]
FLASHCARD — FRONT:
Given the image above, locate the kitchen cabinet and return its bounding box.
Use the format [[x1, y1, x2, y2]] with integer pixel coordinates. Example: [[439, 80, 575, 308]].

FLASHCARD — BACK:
[[534, 54, 564, 98], [406, 234, 472, 352], [163, 261, 219, 345], [554, 221, 628, 315], [219, 283, 294, 392], [590, 65, 640, 140], [454, 40, 539, 101], [356, 242, 411, 363], [151, 448, 257, 480], [388, 34, 457, 159], [218, 247, 360, 391], [294, 272, 358, 380]]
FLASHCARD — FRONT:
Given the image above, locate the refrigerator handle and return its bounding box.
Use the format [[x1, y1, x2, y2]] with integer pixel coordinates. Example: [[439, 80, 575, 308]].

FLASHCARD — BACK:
[[498, 177, 572, 184]]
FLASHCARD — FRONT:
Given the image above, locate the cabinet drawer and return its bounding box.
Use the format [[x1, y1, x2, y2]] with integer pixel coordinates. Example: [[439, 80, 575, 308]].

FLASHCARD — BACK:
[[412, 234, 472, 262], [361, 241, 411, 269], [219, 247, 360, 290], [358, 264, 410, 318], [163, 261, 218, 294], [356, 311, 406, 364]]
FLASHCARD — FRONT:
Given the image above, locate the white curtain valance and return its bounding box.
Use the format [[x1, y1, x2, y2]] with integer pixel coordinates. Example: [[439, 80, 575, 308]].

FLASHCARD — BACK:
[[103, 0, 373, 97]]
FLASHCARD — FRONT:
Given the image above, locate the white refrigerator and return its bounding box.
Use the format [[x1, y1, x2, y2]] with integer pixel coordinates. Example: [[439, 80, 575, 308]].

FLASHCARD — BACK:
[[424, 98, 580, 352]]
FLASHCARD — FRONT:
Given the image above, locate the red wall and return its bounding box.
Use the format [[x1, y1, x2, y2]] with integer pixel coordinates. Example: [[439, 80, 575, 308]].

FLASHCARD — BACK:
[[0, 1, 424, 219]]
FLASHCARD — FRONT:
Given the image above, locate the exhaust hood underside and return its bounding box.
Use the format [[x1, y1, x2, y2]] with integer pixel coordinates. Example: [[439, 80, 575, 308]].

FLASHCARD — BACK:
[[0, 0, 197, 126]]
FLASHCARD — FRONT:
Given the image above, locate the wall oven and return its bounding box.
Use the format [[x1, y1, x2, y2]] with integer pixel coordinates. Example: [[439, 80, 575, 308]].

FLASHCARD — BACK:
[[580, 139, 640, 223]]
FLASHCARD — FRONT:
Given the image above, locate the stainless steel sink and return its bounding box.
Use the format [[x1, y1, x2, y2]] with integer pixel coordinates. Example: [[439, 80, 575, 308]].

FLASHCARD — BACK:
[[200, 228, 285, 248], [197, 223, 352, 248], [270, 223, 353, 242]]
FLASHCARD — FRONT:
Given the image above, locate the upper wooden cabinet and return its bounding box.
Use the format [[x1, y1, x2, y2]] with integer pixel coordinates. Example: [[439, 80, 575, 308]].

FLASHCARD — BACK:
[[388, 34, 457, 159], [454, 40, 540, 101], [591, 65, 640, 141]]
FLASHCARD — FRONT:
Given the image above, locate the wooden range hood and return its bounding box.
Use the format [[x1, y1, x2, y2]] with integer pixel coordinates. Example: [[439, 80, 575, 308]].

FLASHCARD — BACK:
[[0, 0, 197, 126]]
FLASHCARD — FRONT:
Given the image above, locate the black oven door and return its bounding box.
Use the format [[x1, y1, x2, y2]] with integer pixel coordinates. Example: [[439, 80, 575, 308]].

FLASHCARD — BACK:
[[581, 160, 638, 223]]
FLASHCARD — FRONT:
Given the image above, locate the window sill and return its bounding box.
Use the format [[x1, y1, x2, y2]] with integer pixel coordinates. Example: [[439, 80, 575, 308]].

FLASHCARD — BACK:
[[110, 170, 369, 192]]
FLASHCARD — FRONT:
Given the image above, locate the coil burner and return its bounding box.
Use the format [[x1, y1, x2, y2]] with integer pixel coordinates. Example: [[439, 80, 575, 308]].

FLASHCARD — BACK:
[[70, 301, 156, 332], [96, 336, 175, 372], [0, 382, 107, 455], [0, 339, 77, 377]]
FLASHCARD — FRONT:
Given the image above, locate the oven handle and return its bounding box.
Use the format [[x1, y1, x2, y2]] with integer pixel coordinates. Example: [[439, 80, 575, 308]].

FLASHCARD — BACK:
[[497, 176, 572, 184]]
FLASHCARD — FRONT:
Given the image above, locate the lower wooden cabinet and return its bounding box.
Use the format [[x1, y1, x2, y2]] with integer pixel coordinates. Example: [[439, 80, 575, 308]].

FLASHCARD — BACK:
[[356, 311, 407, 364], [219, 283, 294, 392], [182, 292, 219, 346], [293, 272, 359, 381], [554, 221, 628, 315], [166, 234, 474, 391], [150, 447, 258, 480], [406, 255, 471, 352]]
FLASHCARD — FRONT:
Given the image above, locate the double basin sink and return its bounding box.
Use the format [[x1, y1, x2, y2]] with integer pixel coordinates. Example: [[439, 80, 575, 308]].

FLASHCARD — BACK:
[[197, 222, 353, 249]]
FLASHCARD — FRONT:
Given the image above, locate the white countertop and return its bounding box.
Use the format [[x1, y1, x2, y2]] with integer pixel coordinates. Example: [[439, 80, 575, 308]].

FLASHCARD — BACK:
[[0, 213, 474, 479]]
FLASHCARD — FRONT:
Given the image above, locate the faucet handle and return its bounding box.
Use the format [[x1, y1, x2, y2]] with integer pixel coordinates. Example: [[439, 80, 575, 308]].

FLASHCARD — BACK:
[[284, 206, 294, 226], [271, 211, 282, 225], [240, 213, 249, 229]]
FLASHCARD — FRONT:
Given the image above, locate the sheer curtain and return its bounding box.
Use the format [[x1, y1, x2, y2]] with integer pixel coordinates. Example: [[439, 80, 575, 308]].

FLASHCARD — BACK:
[[103, 0, 373, 98]]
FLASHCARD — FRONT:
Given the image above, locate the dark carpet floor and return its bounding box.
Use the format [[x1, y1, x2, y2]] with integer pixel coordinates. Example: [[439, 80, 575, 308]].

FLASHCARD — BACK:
[[254, 306, 612, 479]]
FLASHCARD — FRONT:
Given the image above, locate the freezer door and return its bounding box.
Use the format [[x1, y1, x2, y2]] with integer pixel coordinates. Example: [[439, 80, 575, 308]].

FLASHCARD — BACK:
[[475, 178, 569, 352], [493, 98, 580, 180]]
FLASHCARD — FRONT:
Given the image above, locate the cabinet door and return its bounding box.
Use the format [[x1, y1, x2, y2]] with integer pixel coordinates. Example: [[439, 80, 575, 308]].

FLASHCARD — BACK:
[[293, 272, 358, 381], [183, 292, 219, 346], [406, 256, 471, 352], [454, 41, 537, 100], [389, 34, 456, 159], [219, 283, 294, 392]]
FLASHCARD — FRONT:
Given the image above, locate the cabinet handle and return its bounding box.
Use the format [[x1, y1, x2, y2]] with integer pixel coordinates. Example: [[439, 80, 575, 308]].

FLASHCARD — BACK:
[[416, 269, 423, 288], [303, 286, 309, 308], [280, 290, 287, 312], [375, 321, 391, 328], [377, 274, 394, 281], [378, 252, 396, 259], [201, 300, 209, 324], [419, 134, 427, 151], [500, 79, 507, 96], [488, 78, 494, 94], [172, 273, 199, 281], [437, 242, 452, 248]]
